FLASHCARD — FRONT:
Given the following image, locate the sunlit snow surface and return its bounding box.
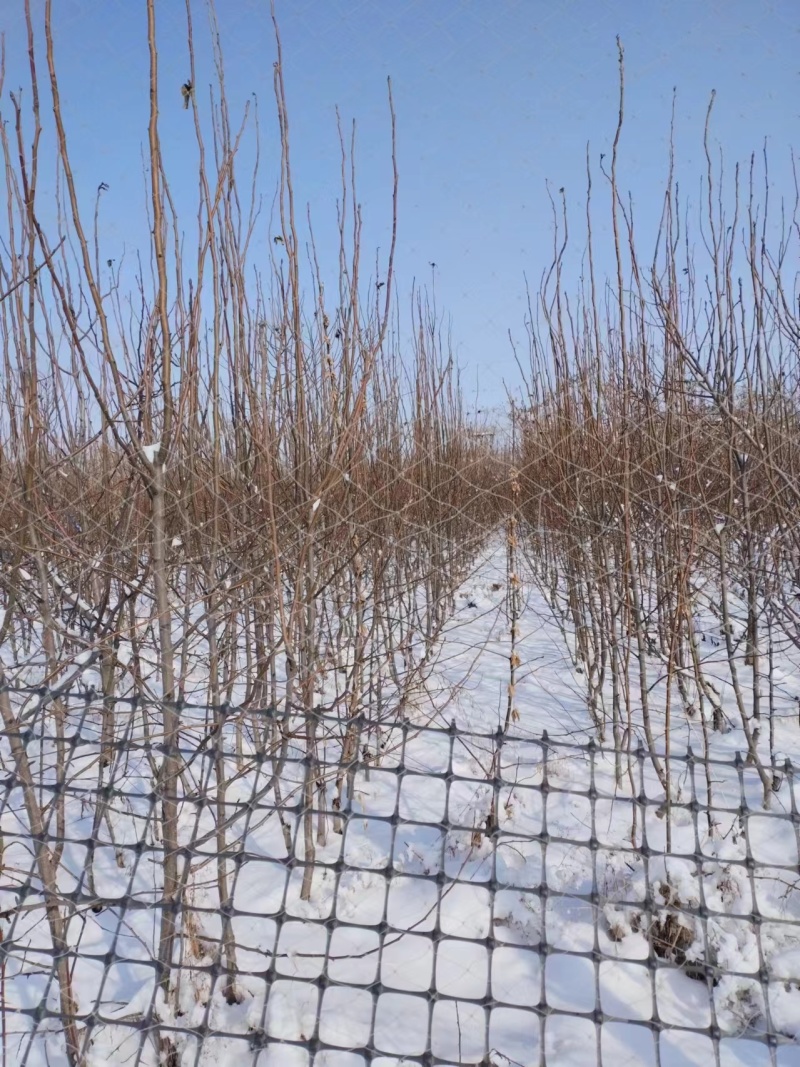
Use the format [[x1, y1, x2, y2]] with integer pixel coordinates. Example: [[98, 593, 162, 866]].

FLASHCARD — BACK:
[[3, 545, 800, 1065]]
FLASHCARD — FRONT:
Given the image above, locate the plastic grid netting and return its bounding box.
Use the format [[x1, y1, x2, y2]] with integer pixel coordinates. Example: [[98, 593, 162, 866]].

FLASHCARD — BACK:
[[2, 687, 800, 1066]]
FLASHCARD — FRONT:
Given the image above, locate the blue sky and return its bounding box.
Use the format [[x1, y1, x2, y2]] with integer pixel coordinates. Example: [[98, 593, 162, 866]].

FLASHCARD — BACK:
[[3, 0, 798, 406]]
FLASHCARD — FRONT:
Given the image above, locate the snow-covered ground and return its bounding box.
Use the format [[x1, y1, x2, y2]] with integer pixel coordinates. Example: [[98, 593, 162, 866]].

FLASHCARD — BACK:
[[3, 544, 800, 1065]]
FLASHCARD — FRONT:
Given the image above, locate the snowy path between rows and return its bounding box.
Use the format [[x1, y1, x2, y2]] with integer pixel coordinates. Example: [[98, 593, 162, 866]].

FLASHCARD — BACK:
[[5, 545, 800, 1066]]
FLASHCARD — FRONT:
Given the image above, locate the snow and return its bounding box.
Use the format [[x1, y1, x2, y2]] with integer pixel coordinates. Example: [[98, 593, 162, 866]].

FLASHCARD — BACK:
[[141, 441, 161, 463], [3, 543, 800, 1065]]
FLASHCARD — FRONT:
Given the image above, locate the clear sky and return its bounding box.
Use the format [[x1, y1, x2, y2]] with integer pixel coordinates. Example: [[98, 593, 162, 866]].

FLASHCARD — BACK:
[[2, 1, 798, 407]]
